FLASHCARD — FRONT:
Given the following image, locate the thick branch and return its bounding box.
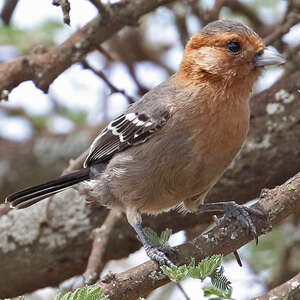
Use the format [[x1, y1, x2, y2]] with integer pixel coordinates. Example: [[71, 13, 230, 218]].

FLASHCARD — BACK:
[[99, 172, 300, 300], [256, 271, 300, 299], [0, 0, 19, 25], [0, 0, 175, 95], [0, 71, 300, 297]]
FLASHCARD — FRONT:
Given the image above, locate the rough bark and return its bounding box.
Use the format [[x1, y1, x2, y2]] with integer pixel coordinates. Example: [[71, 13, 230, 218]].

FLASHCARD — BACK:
[[0, 0, 176, 95], [98, 171, 300, 300], [256, 271, 300, 300], [0, 71, 300, 297], [0, 127, 97, 200]]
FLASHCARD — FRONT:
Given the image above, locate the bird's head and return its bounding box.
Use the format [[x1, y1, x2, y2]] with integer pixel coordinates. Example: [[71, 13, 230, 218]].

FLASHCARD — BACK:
[[177, 19, 285, 90]]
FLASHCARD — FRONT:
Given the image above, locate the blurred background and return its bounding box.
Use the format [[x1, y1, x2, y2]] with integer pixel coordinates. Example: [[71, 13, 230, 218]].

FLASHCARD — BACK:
[[0, 0, 300, 299]]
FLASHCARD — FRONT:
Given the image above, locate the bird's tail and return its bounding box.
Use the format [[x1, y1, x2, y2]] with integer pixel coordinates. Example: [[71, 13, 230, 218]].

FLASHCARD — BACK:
[[5, 168, 90, 209]]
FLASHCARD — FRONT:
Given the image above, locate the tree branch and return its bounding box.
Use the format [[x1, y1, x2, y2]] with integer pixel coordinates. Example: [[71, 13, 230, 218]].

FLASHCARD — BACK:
[[0, 0, 18, 25], [98, 172, 300, 300], [52, 0, 71, 25], [256, 271, 300, 299], [0, 0, 176, 97]]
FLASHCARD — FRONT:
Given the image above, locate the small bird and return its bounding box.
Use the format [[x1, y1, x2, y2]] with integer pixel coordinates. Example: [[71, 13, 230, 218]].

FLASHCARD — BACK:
[[6, 20, 285, 267]]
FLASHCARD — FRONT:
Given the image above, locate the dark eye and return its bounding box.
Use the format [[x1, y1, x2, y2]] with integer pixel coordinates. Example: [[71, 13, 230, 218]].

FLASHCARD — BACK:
[[226, 40, 242, 54]]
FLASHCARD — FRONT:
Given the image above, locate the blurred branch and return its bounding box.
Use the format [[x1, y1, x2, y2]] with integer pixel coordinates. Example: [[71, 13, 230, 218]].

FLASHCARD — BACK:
[[0, 0, 176, 99], [105, 27, 173, 95], [83, 208, 122, 285], [1, 70, 300, 297], [96, 45, 114, 62], [223, 0, 263, 28], [52, 0, 71, 25], [187, 0, 225, 26], [264, 1, 300, 45], [82, 59, 136, 104], [88, 0, 108, 15], [0, 0, 19, 25], [209, 0, 225, 23], [171, 3, 190, 46], [99, 172, 300, 300], [256, 271, 300, 300]]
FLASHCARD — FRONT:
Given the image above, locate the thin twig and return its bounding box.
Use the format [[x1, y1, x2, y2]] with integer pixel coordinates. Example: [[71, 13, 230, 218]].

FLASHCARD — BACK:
[[52, 0, 71, 25], [264, 1, 300, 45], [84, 208, 122, 284], [96, 45, 115, 62], [209, 0, 225, 22], [88, 0, 108, 16], [233, 250, 242, 267], [0, 0, 19, 25], [171, 3, 190, 47], [223, 0, 263, 28], [82, 59, 136, 104], [176, 282, 191, 300]]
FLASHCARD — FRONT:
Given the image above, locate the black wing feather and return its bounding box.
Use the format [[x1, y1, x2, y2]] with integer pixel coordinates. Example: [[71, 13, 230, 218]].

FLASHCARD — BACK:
[[84, 111, 170, 167]]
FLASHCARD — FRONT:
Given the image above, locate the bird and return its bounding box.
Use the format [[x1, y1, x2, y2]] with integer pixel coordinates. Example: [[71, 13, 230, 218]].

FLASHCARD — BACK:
[[5, 19, 285, 267]]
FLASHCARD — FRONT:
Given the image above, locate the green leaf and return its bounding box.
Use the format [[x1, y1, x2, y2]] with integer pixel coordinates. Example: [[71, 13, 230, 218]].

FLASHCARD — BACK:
[[142, 227, 161, 247], [159, 228, 172, 246], [210, 266, 231, 292], [161, 264, 189, 282], [142, 228, 172, 247], [56, 286, 109, 300], [188, 255, 223, 280], [204, 286, 224, 297], [203, 285, 233, 299], [0, 21, 62, 54]]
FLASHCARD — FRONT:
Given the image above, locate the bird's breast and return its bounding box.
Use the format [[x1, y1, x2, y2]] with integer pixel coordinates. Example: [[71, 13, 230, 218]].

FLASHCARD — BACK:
[[186, 98, 250, 194]]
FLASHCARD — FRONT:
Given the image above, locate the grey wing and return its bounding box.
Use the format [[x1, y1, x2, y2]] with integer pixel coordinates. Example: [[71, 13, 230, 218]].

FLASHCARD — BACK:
[[83, 110, 170, 167]]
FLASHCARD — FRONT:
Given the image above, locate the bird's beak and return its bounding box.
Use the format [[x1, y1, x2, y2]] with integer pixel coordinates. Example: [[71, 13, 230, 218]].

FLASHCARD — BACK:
[[254, 47, 286, 67]]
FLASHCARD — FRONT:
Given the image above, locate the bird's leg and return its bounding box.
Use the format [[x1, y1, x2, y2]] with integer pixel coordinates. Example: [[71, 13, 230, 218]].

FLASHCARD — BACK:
[[134, 222, 176, 267], [126, 206, 176, 266], [196, 201, 265, 245]]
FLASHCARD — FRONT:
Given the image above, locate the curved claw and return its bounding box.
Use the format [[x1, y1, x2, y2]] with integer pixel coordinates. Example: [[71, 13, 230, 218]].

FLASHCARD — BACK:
[[145, 246, 176, 267], [221, 203, 263, 245]]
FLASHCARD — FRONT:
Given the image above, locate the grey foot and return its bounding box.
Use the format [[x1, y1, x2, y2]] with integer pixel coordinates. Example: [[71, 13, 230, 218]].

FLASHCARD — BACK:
[[220, 202, 265, 245], [145, 245, 176, 267]]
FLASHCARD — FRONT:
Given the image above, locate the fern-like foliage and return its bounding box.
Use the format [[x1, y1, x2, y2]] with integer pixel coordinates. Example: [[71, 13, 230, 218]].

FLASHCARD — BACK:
[[56, 286, 109, 300], [161, 255, 224, 282], [161, 254, 232, 299], [187, 256, 223, 280], [142, 227, 172, 247], [160, 264, 189, 282], [1, 287, 108, 300], [203, 286, 233, 300], [210, 266, 231, 292]]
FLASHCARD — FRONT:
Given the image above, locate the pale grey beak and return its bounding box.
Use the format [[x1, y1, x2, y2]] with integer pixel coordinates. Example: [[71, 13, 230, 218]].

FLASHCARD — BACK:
[[255, 47, 286, 67]]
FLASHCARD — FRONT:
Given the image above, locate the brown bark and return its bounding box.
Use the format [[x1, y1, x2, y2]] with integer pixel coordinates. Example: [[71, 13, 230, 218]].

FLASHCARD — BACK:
[[0, 0, 176, 95], [98, 171, 300, 300], [0, 127, 97, 201], [255, 271, 300, 300]]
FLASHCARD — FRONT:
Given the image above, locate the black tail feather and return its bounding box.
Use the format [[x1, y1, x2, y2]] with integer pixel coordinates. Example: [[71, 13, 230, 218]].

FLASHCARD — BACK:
[[5, 168, 90, 209]]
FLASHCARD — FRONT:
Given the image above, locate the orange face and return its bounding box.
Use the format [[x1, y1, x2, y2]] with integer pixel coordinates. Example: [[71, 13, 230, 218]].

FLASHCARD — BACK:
[[185, 31, 265, 79], [178, 20, 284, 87]]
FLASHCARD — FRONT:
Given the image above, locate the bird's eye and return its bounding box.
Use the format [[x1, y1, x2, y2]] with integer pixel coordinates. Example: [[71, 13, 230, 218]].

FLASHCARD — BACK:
[[226, 40, 242, 54]]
